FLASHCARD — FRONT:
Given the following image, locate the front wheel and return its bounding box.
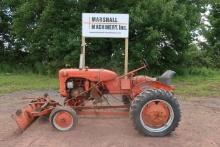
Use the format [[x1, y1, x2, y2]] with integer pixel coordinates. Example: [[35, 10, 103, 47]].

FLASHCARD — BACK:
[[49, 106, 78, 131], [130, 89, 181, 137]]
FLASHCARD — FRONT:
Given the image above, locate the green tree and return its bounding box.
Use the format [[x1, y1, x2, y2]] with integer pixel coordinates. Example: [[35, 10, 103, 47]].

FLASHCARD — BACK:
[[0, 2, 11, 62], [128, 0, 203, 71], [205, 3, 220, 68], [4, 0, 205, 73], [1, 0, 28, 67]]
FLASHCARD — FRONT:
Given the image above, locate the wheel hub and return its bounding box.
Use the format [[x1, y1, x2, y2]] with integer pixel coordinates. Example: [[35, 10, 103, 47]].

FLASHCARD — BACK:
[[54, 111, 73, 129], [141, 100, 170, 128]]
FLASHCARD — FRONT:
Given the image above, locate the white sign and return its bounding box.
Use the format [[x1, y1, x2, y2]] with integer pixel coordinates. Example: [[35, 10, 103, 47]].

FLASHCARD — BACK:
[[82, 13, 129, 38]]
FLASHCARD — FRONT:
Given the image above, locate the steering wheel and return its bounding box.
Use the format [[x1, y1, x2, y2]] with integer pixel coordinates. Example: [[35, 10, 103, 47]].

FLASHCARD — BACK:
[[142, 59, 150, 71]]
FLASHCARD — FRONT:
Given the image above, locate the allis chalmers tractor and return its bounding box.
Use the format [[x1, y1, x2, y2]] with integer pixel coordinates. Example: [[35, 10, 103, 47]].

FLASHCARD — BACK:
[[13, 61, 181, 137]]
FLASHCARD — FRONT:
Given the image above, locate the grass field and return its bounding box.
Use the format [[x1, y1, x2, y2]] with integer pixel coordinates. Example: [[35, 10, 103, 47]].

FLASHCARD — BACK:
[[173, 74, 220, 98], [0, 73, 58, 94], [0, 72, 220, 98]]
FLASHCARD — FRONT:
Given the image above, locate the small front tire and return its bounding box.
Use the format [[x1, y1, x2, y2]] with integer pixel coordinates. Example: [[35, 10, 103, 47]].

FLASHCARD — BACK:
[[49, 106, 78, 131]]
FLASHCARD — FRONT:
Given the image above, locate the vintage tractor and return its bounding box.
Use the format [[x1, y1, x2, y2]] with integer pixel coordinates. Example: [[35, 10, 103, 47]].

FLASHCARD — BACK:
[[13, 60, 181, 137]]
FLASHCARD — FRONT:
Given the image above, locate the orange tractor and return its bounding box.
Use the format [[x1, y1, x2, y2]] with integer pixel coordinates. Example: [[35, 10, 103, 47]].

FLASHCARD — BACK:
[[13, 61, 181, 137]]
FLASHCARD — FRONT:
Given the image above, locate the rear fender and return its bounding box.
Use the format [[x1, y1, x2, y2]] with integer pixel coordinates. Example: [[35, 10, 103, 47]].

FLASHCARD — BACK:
[[131, 81, 174, 98]]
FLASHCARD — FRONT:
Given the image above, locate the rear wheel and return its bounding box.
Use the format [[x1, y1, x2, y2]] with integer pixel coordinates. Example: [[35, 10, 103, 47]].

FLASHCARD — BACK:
[[130, 89, 181, 136], [49, 106, 78, 131]]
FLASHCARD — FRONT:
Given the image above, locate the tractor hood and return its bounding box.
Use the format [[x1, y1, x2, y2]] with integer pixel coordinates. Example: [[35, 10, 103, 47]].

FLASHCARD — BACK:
[[59, 68, 118, 82]]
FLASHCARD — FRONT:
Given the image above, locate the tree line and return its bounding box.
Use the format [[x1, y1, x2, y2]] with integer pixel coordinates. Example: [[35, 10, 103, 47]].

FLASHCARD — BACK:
[[0, 0, 219, 74]]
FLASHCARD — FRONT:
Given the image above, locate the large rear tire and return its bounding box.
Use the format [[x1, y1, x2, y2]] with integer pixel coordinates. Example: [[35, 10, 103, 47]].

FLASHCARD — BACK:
[[49, 106, 78, 131], [130, 89, 181, 137]]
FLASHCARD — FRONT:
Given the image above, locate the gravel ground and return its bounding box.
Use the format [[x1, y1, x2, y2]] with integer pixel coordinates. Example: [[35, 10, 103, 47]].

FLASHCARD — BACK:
[[0, 90, 220, 147]]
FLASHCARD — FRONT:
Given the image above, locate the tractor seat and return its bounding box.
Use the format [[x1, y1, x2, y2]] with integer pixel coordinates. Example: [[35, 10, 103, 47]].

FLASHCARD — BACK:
[[157, 70, 176, 85]]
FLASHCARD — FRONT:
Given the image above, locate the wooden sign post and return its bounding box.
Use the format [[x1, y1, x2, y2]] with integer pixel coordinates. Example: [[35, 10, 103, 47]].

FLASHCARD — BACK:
[[124, 38, 129, 77], [79, 36, 86, 68]]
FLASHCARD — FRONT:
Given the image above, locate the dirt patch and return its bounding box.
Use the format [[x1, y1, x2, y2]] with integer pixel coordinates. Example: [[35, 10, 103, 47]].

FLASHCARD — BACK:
[[0, 90, 220, 147]]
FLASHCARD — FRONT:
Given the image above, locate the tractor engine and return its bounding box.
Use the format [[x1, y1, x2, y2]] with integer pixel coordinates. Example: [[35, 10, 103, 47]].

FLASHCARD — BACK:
[[64, 78, 106, 107], [64, 78, 88, 107]]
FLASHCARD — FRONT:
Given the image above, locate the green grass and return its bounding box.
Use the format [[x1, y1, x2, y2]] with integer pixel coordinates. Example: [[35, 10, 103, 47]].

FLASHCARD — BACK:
[[173, 74, 220, 98], [0, 73, 58, 94], [0, 71, 220, 98]]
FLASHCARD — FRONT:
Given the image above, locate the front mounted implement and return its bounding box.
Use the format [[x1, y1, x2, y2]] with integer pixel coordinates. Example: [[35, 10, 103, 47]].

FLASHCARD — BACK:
[[12, 94, 130, 132], [12, 94, 60, 132]]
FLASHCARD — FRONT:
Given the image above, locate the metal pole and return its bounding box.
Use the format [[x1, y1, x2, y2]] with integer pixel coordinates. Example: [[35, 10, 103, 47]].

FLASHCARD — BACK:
[[124, 38, 129, 78]]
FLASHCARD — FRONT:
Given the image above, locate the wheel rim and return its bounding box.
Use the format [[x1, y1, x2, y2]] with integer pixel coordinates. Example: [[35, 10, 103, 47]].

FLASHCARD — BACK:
[[140, 99, 174, 133], [53, 111, 74, 131]]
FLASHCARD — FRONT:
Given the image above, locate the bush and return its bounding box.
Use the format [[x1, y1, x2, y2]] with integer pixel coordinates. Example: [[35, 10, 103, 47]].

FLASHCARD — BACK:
[[175, 67, 219, 76], [0, 63, 31, 73]]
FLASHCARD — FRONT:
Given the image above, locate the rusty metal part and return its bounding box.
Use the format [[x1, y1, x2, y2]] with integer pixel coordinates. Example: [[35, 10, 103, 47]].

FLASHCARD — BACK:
[[77, 110, 129, 117], [73, 105, 129, 110], [141, 100, 170, 128], [70, 87, 85, 98], [12, 103, 37, 132], [64, 96, 85, 107], [119, 65, 147, 79], [75, 105, 129, 117], [12, 96, 60, 132], [90, 84, 102, 104]]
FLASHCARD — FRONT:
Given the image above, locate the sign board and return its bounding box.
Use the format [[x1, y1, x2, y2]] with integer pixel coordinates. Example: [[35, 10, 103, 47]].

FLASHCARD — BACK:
[[82, 13, 129, 38]]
